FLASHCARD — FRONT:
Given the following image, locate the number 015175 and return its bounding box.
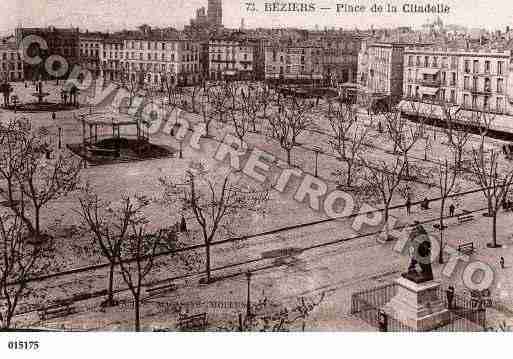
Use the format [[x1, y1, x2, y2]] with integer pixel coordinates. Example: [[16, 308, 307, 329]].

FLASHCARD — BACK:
[[7, 340, 40, 350]]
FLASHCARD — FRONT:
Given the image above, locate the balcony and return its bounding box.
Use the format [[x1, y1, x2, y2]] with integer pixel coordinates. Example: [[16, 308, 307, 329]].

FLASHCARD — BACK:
[[419, 79, 441, 87], [470, 87, 492, 95]]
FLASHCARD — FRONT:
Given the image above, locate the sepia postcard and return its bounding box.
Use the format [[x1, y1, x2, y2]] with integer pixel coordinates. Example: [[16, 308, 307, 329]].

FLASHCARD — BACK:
[[0, 0, 513, 357]]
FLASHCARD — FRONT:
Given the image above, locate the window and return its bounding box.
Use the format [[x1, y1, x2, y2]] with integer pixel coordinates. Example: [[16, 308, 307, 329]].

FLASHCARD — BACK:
[[433, 57, 438, 67], [464, 94, 470, 107], [485, 60, 490, 73], [450, 90, 455, 103], [484, 96, 489, 110], [498, 61, 504, 75], [484, 78, 491, 92], [464, 60, 470, 73], [408, 56, 413, 66], [464, 76, 470, 90], [424, 56, 429, 67], [473, 60, 479, 73], [497, 97, 504, 113], [498, 78, 504, 93]]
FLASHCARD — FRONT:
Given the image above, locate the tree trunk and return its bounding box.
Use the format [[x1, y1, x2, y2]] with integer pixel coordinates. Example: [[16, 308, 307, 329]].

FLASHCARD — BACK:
[[383, 205, 390, 239], [205, 242, 211, 283], [492, 211, 498, 247], [34, 206, 41, 239], [108, 261, 115, 304], [286, 149, 292, 166], [346, 163, 352, 187], [134, 294, 140, 332], [439, 197, 446, 264]]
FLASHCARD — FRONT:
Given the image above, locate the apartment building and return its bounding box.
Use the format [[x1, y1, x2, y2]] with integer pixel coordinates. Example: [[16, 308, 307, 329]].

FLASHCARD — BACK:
[[403, 46, 511, 114], [79, 32, 103, 78], [96, 27, 202, 86], [312, 33, 363, 84], [0, 37, 23, 81], [264, 40, 323, 83], [15, 26, 80, 80], [208, 32, 256, 80], [357, 41, 418, 104]]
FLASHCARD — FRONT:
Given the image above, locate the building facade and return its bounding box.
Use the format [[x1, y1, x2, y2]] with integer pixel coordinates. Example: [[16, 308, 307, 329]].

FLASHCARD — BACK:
[[0, 37, 23, 81], [79, 32, 104, 79], [312, 33, 363, 85], [16, 26, 80, 80], [264, 40, 323, 83], [357, 41, 416, 104], [404, 46, 512, 114], [208, 33, 256, 80], [117, 32, 202, 86]]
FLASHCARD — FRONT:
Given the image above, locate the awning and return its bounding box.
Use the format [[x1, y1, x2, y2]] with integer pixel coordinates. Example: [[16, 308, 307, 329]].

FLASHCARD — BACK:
[[398, 100, 461, 120], [422, 68, 440, 75], [420, 86, 440, 96]]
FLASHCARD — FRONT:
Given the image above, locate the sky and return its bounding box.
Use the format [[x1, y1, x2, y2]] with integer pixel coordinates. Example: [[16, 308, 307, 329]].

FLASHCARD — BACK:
[[1, 0, 513, 35]]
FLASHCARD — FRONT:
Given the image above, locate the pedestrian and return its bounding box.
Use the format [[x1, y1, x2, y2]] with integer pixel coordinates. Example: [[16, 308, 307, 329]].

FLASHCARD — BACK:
[[500, 256, 505, 269], [180, 215, 187, 232], [421, 197, 430, 210], [446, 286, 455, 310], [405, 196, 412, 215], [449, 203, 455, 217]]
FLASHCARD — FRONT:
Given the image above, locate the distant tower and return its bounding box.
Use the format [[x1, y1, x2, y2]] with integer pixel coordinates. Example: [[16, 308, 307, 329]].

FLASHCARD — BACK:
[[207, 0, 222, 27], [240, 18, 245, 30]]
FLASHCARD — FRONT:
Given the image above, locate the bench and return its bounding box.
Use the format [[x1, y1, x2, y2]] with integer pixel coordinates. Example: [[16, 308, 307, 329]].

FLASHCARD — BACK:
[[39, 304, 76, 321], [146, 282, 177, 296], [457, 242, 475, 255], [177, 313, 208, 331], [458, 214, 474, 224]]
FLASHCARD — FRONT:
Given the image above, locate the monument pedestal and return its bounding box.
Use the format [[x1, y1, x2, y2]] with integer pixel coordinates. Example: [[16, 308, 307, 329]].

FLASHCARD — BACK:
[[383, 277, 450, 331]]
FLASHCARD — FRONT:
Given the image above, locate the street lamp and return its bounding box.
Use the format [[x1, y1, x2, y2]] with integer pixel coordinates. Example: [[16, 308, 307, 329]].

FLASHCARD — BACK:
[[312, 146, 322, 178], [245, 271, 252, 319], [58, 127, 62, 149]]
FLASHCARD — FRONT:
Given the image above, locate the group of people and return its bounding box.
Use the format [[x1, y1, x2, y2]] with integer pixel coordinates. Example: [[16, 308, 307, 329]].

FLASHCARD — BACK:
[[404, 196, 457, 217]]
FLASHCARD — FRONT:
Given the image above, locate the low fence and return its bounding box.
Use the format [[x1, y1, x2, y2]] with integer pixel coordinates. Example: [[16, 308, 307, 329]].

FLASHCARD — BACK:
[[350, 282, 486, 332]]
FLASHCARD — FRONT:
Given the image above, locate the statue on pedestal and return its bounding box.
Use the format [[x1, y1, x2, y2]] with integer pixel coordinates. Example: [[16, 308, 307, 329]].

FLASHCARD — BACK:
[[401, 222, 434, 284]]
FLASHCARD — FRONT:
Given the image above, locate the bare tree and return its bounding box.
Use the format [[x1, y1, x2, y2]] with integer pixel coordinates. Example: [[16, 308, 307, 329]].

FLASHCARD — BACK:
[[0, 120, 26, 209], [360, 157, 407, 240], [326, 99, 357, 161], [226, 83, 250, 147], [15, 130, 81, 242], [258, 83, 275, 124], [441, 104, 473, 169], [210, 83, 230, 124], [116, 222, 160, 331], [183, 79, 204, 114], [159, 165, 268, 283], [240, 84, 263, 133], [0, 213, 53, 329], [120, 66, 146, 107], [384, 108, 423, 178], [267, 97, 315, 166], [0, 120, 81, 241], [161, 71, 182, 111], [76, 187, 149, 307], [437, 157, 460, 263], [471, 145, 513, 248]]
